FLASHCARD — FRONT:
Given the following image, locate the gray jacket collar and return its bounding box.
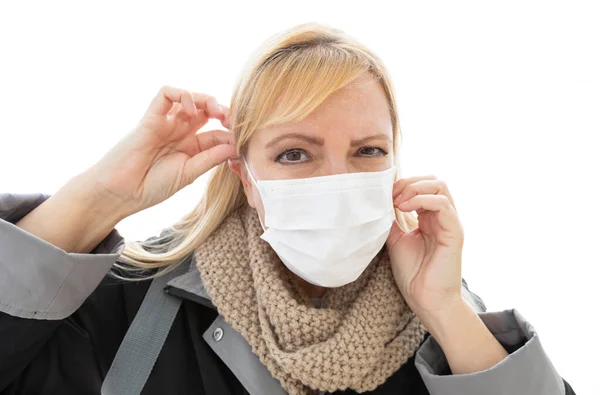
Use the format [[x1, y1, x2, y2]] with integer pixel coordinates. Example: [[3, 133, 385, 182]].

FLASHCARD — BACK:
[[164, 252, 216, 309], [163, 252, 288, 395]]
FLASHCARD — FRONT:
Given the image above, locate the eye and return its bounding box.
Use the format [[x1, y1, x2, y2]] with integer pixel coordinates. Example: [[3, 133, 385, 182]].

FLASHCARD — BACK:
[[275, 148, 310, 164], [356, 146, 388, 157]]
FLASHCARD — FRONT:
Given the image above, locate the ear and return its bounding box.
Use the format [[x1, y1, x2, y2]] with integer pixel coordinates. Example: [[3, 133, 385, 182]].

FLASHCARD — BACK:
[[228, 158, 258, 209]]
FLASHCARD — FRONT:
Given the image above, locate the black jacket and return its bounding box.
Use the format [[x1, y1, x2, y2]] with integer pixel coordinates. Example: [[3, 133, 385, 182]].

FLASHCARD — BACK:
[[0, 193, 576, 394]]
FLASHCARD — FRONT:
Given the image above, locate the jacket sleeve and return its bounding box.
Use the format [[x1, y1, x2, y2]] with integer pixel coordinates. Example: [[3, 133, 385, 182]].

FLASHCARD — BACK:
[[0, 192, 126, 390], [414, 280, 576, 394], [0, 193, 125, 320]]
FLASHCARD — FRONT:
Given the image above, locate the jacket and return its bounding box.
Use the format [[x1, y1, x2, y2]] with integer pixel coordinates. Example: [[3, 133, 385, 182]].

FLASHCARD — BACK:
[[0, 192, 576, 394]]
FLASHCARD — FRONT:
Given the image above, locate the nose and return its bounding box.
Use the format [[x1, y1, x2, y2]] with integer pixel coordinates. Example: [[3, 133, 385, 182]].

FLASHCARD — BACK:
[[321, 157, 350, 176]]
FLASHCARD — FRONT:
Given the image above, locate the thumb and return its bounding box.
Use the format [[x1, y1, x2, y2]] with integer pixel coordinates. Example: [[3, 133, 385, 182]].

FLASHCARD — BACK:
[[183, 144, 237, 184]]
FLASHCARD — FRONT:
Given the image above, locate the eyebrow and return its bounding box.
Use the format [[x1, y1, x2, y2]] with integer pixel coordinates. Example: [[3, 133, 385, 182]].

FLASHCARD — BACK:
[[265, 132, 392, 149], [350, 133, 392, 146], [265, 133, 325, 148]]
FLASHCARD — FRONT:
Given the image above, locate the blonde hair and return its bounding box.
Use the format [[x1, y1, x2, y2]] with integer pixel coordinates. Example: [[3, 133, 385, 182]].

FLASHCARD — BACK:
[[113, 22, 418, 280]]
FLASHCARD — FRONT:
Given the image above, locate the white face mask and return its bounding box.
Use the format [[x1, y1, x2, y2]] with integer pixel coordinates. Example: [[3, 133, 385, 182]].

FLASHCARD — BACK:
[[244, 160, 397, 288]]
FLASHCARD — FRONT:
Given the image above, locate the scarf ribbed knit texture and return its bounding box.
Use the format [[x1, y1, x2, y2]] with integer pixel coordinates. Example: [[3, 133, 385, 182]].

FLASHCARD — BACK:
[[194, 203, 427, 394]]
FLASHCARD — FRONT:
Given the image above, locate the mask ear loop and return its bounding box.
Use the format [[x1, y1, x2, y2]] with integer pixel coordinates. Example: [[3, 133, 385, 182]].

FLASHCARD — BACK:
[[242, 157, 260, 187], [242, 157, 267, 232]]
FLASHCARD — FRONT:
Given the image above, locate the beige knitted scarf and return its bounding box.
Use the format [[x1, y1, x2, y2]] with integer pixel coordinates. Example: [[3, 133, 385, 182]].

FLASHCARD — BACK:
[[194, 202, 427, 394]]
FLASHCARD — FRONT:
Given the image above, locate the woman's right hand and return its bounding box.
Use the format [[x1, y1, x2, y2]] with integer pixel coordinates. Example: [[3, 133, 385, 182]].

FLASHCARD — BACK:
[[86, 86, 237, 218]]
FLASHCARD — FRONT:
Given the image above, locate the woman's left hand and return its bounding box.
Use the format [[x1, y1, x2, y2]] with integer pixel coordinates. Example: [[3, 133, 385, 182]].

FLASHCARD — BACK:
[[386, 175, 465, 322]]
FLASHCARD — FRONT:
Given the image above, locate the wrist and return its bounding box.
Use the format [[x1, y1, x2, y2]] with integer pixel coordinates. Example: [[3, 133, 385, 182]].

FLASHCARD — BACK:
[[14, 172, 127, 254], [75, 166, 136, 223], [416, 297, 475, 347], [416, 297, 510, 375], [69, 170, 130, 225]]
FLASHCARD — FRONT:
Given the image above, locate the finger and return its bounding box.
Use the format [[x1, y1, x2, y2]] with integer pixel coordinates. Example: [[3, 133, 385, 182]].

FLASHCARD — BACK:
[[191, 93, 226, 122], [196, 129, 235, 151], [186, 109, 227, 135], [172, 105, 202, 124], [394, 179, 456, 209], [181, 92, 197, 116], [221, 105, 230, 121], [183, 144, 237, 184], [395, 195, 461, 239], [167, 102, 182, 117], [396, 194, 455, 214], [190, 93, 229, 129], [146, 85, 195, 117], [168, 103, 194, 122], [221, 106, 230, 129], [392, 175, 438, 199]]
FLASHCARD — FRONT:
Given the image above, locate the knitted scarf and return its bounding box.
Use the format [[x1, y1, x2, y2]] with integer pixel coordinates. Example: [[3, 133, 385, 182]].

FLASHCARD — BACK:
[[194, 202, 427, 394]]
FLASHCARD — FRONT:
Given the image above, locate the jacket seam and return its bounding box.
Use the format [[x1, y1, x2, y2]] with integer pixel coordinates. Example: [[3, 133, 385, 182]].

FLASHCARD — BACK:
[[0, 300, 74, 318], [44, 256, 83, 315]]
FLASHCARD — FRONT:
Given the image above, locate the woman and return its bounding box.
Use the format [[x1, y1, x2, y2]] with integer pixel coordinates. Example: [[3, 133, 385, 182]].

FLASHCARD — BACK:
[[0, 23, 575, 395]]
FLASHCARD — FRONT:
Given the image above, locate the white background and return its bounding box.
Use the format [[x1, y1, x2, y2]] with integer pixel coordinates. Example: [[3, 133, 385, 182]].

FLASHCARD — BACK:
[[1, 1, 598, 393]]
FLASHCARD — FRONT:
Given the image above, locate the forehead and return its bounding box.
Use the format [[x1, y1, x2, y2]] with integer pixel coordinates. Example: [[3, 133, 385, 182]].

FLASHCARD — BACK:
[[254, 73, 393, 142]]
